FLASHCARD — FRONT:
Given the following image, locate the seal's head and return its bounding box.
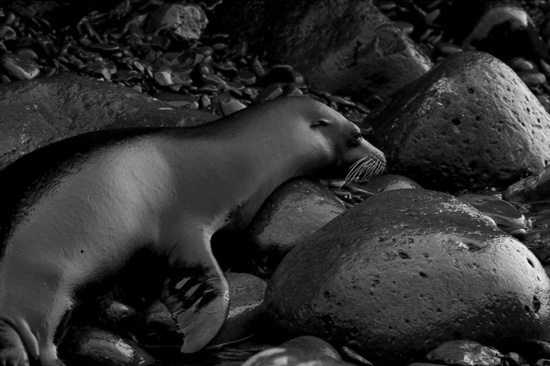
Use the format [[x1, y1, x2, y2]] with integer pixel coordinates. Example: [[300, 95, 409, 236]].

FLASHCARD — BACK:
[[266, 96, 386, 183]]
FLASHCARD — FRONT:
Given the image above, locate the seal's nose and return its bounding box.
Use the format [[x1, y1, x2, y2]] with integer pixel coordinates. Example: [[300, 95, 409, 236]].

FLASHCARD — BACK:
[[360, 128, 372, 138]]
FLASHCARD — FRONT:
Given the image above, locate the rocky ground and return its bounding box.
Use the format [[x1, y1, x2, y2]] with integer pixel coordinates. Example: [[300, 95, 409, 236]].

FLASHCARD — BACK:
[[3, 0, 550, 366]]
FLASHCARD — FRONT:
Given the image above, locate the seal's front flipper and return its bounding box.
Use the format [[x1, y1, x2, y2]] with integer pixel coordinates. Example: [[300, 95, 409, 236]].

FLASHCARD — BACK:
[[162, 263, 229, 353]]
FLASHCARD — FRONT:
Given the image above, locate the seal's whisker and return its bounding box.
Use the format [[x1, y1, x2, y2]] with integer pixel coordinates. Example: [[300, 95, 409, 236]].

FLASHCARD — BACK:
[[344, 155, 386, 185]]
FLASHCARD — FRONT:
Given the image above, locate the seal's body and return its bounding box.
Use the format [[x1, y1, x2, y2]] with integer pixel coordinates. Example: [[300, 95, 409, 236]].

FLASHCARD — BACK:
[[0, 96, 385, 366]]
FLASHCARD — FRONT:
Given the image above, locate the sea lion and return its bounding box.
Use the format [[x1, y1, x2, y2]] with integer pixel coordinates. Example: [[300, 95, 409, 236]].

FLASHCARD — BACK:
[[0, 96, 385, 366]]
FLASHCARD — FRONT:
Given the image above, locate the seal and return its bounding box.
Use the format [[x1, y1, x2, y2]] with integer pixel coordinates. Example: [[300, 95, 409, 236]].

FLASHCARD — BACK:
[[0, 96, 385, 366]]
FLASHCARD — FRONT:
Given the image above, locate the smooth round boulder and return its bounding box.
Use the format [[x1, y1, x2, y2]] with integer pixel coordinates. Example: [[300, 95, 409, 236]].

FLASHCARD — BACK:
[[246, 179, 346, 277], [367, 51, 550, 191], [265, 189, 550, 366]]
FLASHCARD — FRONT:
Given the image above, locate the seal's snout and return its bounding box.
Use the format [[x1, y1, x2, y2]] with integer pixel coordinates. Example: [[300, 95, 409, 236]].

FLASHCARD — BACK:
[[344, 140, 386, 184]]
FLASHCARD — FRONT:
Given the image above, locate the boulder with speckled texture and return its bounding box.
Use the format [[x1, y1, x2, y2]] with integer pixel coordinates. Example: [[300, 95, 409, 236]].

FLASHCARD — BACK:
[[265, 189, 550, 366]]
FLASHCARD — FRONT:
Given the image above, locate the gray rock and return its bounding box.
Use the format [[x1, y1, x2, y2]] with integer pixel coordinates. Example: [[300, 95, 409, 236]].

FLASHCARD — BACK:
[[59, 326, 155, 366], [360, 174, 422, 193], [504, 165, 550, 202], [280, 336, 342, 362], [208, 272, 267, 348], [426, 340, 502, 366], [265, 189, 550, 365], [210, 0, 432, 100], [0, 73, 217, 170], [242, 347, 354, 366], [367, 51, 550, 191], [145, 3, 208, 40], [246, 179, 346, 277]]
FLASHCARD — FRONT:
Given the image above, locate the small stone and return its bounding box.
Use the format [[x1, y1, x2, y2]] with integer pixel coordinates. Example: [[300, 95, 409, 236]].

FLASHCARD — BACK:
[[509, 57, 535, 72], [458, 193, 526, 232], [219, 97, 247, 116], [281, 336, 342, 361], [256, 84, 283, 102], [519, 72, 546, 86], [89, 43, 121, 52], [59, 326, 155, 366], [238, 69, 257, 86], [195, 45, 214, 56], [427, 340, 503, 366], [0, 25, 16, 40], [394, 20, 414, 35], [16, 48, 38, 60], [435, 42, 463, 56], [250, 58, 266, 77], [146, 4, 208, 40], [0, 53, 40, 80]]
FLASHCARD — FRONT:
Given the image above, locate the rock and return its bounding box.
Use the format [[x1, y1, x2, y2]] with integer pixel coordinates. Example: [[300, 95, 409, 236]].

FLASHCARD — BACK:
[[242, 347, 355, 366], [367, 51, 550, 191], [246, 179, 346, 277], [280, 336, 342, 361], [265, 189, 550, 365], [209, 0, 432, 100], [0, 73, 217, 170], [360, 174, 422, 193], [59, 326, 155, 366], [146, 3, 208, 40], [458, 193, 526, 236], [461, 2, 550, 64], [0, 53, 40, 80], [208, 272, 267, 348], [426, 340, 503, 366], [504, 165, 550, 202]]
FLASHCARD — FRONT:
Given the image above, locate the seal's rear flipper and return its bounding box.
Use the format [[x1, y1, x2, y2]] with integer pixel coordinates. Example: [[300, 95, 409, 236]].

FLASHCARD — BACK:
[[162, 264, 229, 353]]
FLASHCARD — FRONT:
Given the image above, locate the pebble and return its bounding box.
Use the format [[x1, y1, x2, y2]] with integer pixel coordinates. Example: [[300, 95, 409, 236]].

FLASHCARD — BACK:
[[426, 340, 503, 366], [256, 83, 283, 102], [219, 97, 247, 116], [509, 57, 536, 72], [0, 53, 40, 80], [520, 72, 547, 86]]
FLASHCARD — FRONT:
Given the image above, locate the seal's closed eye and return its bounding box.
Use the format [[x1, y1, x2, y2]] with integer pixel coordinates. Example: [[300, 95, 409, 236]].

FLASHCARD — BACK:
[[311, 118, 330, 127]]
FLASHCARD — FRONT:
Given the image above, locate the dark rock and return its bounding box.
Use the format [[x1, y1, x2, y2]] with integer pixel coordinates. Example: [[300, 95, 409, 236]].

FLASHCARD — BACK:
[[360, 174, 422, 193], [458, 193, 526, 236], [367, 51, 550, 191], [0, 73, 217, 170], [504, 165, 550, 202], [0, 53, 40, 80], [146, 3, 208, 40], [461, 2, 550, 64], [209, 0, 432, 100], [59, 326, 155, 366], [265, 189, 550, 365], [510, 340, 550, 364], [208, 272, 267, 348], [426, 340, 503, 366], [246, 179, 346, 277]]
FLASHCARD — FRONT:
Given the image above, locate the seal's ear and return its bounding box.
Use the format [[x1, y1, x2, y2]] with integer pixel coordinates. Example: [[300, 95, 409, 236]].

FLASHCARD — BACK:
[[311, 118, 330, 128]]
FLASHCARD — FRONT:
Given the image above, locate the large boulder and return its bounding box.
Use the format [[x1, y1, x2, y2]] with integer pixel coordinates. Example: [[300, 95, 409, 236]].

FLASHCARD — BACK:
[[0, 73, 216, 170], [367, 51, 550, 191], [208, 0, 431, 100], [265, 189, 550, 366]]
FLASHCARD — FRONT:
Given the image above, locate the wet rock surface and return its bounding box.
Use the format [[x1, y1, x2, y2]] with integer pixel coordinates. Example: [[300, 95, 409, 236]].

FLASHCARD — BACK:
[[367, 51, 550, 191], [246, 179, 346, 278], [0, 73, 216, 169], [265, 189, 550, 365], [210, 0, 432, 100], [2, 1, 550, 366]]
